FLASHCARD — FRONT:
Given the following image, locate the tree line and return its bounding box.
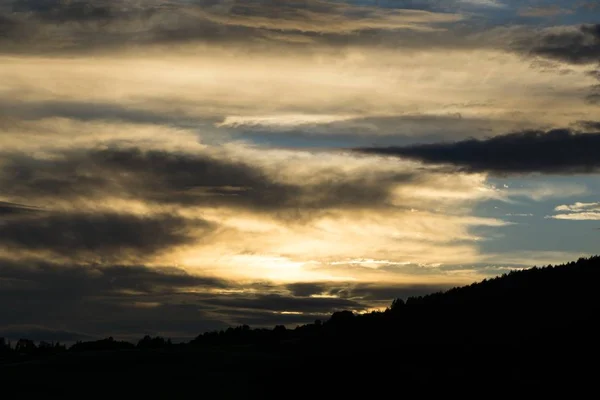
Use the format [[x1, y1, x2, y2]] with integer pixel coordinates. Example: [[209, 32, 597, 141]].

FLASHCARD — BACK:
[[3, 255, 600, 362]]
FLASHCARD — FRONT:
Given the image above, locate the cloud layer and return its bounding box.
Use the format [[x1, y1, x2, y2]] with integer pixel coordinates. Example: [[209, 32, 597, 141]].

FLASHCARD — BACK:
[[0, 211, 206, 262], [356, 128, 600, 175], [2, 0, 600, 340], [0, 259, 457, 341], [0, 0, 464, 53]]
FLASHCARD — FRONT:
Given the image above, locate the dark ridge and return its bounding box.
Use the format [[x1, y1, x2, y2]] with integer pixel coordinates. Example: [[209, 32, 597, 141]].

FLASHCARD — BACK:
[[2, 256, 600, 395]]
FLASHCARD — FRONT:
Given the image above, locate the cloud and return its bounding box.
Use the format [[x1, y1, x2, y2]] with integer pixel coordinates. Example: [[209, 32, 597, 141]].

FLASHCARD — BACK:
[[578, 121, 600, 131], [355, 128, 600, 175], [518, 6, 574, 18], [199, 1, 462, 34], [344, 283, 455, 301], [0, 0, 463, 53], [0, 146, 429, 214], [215, 308, 328, 327], [203, 293, 366, 314], [505, 182, 589, 201], [0, 210, 208, 262], [4, 1, 600, 340], [555, 201, 600, 212], [549, 212, 600, 220], [0, 99, 194, 127], [0, 200, 39, 216], [0, 259, 229, 340], [0, 259, 375, 340], [547, 201, 600, 220], [220, 114, 547, 144], [286, 281, 453, 301], [480, 250, 591, 269], [286, 282, 331, 297], [2, 41, 597, 136], [459, 0, 505, 8], [521, 24, 600, 65], [586, 70, 600, 81], [0, 0, 594, 72], [0, 142, 510, 280], [11, 0, 119, 22], [0, 118, 205, 154], [508, 24, 600, 105], [0, 257, 476, 341]]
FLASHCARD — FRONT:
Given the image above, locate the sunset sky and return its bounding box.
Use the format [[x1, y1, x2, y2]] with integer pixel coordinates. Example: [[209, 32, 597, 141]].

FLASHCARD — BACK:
[[1, 0, 600, 342]]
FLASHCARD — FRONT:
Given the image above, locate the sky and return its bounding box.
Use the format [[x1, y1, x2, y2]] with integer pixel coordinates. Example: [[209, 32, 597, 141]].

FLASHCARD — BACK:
[[1, 0, 599, 342]]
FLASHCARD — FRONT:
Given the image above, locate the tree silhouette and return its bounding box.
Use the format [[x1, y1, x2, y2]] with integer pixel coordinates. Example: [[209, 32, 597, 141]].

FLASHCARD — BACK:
[[4, 255, 600, 395]]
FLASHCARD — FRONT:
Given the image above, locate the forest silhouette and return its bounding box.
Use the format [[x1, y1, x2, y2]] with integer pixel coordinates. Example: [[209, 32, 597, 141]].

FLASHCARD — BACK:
[[2, 256, 600, 395]]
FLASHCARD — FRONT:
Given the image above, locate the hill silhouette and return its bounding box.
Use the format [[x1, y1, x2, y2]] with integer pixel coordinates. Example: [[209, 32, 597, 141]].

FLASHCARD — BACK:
[[2, 256, 600, 396]]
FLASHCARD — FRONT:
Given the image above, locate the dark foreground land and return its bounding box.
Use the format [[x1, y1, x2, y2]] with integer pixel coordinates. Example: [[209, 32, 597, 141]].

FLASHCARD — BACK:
[[2, 256, 600, 396]]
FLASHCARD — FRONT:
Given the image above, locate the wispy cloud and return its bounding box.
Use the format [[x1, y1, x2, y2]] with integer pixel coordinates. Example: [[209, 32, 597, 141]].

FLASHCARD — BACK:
[[0, 0, 463, 53], [518, 6, 574, 18], [547, 201, 600, 220]]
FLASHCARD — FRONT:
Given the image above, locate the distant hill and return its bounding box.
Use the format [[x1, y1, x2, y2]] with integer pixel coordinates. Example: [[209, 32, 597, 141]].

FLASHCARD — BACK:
[[2, 256, 600, 395]]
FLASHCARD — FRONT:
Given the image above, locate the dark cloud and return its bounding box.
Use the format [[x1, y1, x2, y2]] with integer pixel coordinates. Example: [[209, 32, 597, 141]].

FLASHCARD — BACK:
[[0, 260, 230, 341], [204, 293, 366, 314], [0, 211, 207, 260], [523, 24, 600, 64], [217, 308, 328, 328], [286, 282, 330, 297], [0, 147, 415, 214], [578, 120, 600, 131], [6, 0, 584, 59], [0, 258, 460, 342], [0, 0, 465, 53], [0, 1, 244, 52], [4, 0, 596, 58], [12, 0, 113, 22], [355, 127, 600, 175], [0, 99, 206, 126], [586, 84, 600, 104], [587, 70, 600, 80], [0, 261, 227, 295], [0, 200, 39, 216], [0, 260, 379, 341], [286, 281, 453, 301], [343, 283, 454, 301], [0, 12, 19, 36], [1, 148, 282, 207]]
